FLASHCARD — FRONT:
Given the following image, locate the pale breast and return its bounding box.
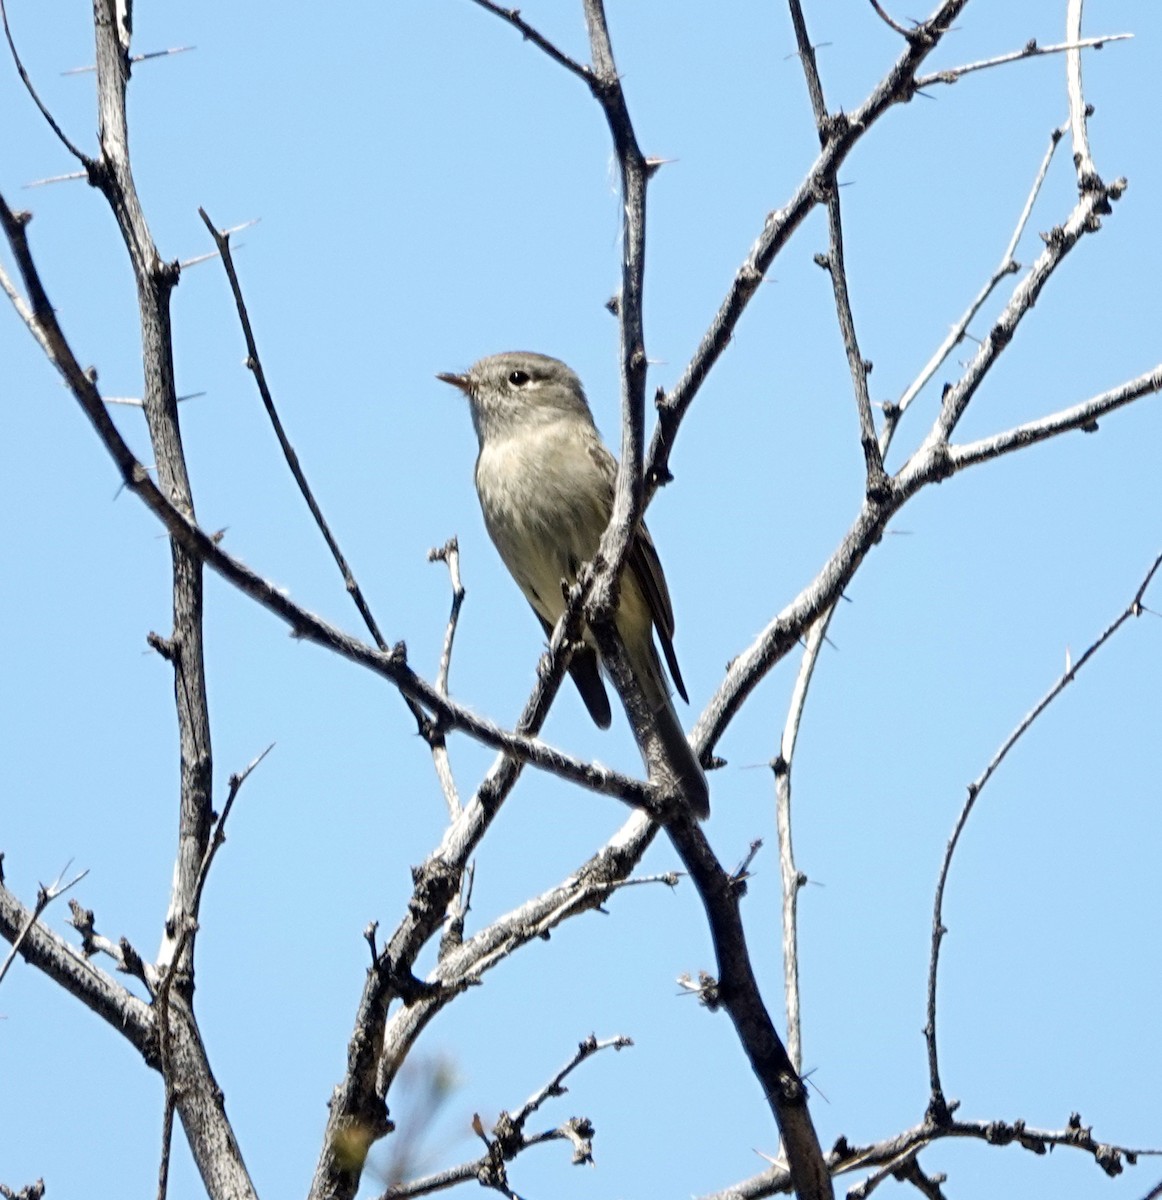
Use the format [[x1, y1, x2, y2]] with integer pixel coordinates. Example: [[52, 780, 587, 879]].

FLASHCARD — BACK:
[[475, 422, 611, 624]]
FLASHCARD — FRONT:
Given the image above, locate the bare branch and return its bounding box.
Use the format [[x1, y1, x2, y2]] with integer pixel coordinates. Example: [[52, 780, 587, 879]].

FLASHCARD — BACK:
[[427, 538, 467, 818], [1065, 2, 1101, 187], [787, 0, 886, 492], [711, 1110, 1160, 1200], [0, 877, 155, 1055], [947, 364, 1162, 470], [466, 0, 592, 83], [0, 0, 89, 162], [198, 208, 389, 653], [0, 863, 88, 989], [868, 0, 914, 39], [509, 1033, 632, 1128], [774, 615, 832, 1074], [664, 815, 832, 1200], [379, 1035, 626, 1199], [900, 167, 1125, 456], [924, 554, 1162, 1115], [189, 743, 274, 921], [915, 33, 1131, 90], [647, 0, 974, 489], [1, 188, 658, 812], [85, 0, 216, 986], [428, 538, 465, 699], [881, 120, 1069, 459], [376, 812, 664, 1104]]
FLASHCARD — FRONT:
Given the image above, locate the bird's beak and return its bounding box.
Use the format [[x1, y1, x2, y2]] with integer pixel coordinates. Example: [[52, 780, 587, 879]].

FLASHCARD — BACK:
[[436, 371, 472, 396]]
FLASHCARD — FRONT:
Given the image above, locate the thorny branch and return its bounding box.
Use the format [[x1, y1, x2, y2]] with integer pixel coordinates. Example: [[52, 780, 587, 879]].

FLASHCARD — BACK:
[[707, 1109, 1159, 1200], [380, 1035, 627, 1200], [1, 201, 656, 807], [925, 552, 1162, 1114], [0, 863, 88, 989], [3, 5, 1159, 1200], [197, 209, 388, 652]]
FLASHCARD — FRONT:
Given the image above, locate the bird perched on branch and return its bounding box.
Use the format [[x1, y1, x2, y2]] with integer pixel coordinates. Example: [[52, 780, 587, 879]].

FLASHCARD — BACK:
[[438, 351, 708, 819]]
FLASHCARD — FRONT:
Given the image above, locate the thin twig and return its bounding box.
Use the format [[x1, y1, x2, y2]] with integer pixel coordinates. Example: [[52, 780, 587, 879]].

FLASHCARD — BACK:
[[0, 878, 155, 1052], [881, 120, 1069, 459], [2, 191, 655, 811], [189, 743, 274, 919], [0, 0, 89, 162], [774, 614, 831, 1074], [846, 1144, 924, 1200], [104, 390, 206, 407], [947, 364, 1162, 470], [152, 742, 271, 1200], [1065, 3, 1101, 188], [197, 208, 389, 653], [646, 0, 975, 492], [709, 1111, 1160, 1200], [902, 159, 1125, 455], [156, 1089, 176, 1200], [868, 0, 913, 39], [381, 1035, 626, 1199], [915, 33, 1130, 91], [788, 0, 885, 491], [428, 538, 466, 817], [467, 0, 592, 83], [0, 863, 89, 988], [428, 539, 465, 697], [510, 1034, 632, 1128], [924, 553, 1162, 1114]]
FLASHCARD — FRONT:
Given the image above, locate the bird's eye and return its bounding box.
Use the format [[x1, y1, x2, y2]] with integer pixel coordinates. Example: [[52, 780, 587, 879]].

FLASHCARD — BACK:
[[507, 369, 531, 387]]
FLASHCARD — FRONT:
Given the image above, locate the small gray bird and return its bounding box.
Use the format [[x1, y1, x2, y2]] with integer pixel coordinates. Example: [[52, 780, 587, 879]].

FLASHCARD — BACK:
[[438, 351, 709, 819]]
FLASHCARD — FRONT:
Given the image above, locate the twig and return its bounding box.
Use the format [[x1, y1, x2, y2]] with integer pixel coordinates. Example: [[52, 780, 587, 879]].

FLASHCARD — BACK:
[[916, 169, 1125, 449], [0, 863, 88, 989], [66, 899, 158, 989], [881, 120, 1069, 459], [845, 1144, 924, 1200], [1065, 3, 1101, 188], [868, 0, 913, 39], [197, 208, 388, 653], [467, 0, 591, 83], [1, 190, 656, 811], [646, 0, 975, 492], [0, 0, 89, 162], [189, 743, 274, 919], [788, 0, 885, 493], [915, 34, 1130, 91], [946, 364, 1162, 470], [925, 553, 1162, 1114], [380, 1035, 626, 1199], [104, 390, 205, 406], [428, 539, 466, 817], [510, 1033, 632, 1128], [151, 742, 270, 1200], [428, 539, 465, 697], [774, 614, 831, 1074], [709, 1110, 1160, 1200], [379, 827, 668, 1101], [0, 878, 155, 1051], [156, 1086, 176, 1200]]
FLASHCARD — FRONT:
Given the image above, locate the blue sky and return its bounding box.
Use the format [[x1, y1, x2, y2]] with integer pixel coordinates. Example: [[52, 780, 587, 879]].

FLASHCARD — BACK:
[[2, 3, 1160, 1198]]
